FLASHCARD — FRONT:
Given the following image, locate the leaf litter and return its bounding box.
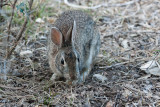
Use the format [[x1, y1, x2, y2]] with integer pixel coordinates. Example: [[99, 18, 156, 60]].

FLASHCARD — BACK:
[[0, 0, 160, 106]]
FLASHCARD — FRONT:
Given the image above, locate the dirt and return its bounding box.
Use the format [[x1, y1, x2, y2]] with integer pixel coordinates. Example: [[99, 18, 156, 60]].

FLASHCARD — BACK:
[[0, 0, 160, 107]]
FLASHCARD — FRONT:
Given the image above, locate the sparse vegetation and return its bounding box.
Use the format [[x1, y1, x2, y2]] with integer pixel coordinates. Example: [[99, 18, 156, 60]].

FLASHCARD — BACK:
[[0, 0, 160, 106]]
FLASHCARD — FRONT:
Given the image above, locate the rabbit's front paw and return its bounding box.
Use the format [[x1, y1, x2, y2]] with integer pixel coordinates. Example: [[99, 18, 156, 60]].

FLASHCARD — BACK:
[[72, 80, 79, 85], [80, 68, 91, 82], [50, 74, 60, 81]]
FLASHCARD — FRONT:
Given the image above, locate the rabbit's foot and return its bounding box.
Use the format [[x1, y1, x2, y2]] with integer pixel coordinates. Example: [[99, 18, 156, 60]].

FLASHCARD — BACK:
[[80, 67, 91, 82], [50, 74, 64, 82]]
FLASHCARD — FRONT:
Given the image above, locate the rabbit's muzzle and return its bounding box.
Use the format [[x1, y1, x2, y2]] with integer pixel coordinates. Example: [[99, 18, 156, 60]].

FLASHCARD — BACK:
[[55, 48, 80, 83]]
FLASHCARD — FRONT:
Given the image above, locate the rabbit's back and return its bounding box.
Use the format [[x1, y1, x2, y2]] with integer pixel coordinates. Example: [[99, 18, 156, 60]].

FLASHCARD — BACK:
[[54, 10, 93, 37], [54, 10, 99, 61]]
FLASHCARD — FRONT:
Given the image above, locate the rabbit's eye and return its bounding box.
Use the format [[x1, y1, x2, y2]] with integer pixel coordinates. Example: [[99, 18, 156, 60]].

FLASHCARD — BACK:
[[61, 59, 64, 65], [77, 58, 79, 62]]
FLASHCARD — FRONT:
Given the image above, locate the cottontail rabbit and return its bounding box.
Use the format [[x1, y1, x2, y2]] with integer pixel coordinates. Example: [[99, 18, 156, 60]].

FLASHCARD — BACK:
[[48, 10, 100, 84]]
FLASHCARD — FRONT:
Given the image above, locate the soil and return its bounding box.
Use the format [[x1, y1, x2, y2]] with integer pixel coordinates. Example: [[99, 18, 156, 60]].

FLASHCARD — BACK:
[[0, 0, 160, 107]]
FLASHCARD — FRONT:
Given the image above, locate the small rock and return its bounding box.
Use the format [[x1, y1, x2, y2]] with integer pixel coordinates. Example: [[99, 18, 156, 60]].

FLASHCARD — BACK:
[[121, 39, 130, 49], [36, 18, 45, 24], [20, 50, 33, 57], [130, 34, 138, 37], [93, 74, 107, 82]]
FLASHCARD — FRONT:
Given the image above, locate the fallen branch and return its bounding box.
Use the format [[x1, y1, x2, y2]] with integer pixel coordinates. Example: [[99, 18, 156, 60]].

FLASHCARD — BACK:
[[64, 0, 140, 9]]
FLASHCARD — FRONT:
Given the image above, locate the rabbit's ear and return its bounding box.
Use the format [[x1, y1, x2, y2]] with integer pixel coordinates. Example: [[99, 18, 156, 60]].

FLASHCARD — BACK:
[[65, 21, 76, 44], [71, 21, 76, 45], [51, 27, 63, 47], [65, 26, 73, 43]]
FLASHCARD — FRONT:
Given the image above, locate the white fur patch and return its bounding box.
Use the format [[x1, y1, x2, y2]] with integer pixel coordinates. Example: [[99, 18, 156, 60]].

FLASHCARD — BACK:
[[87, 43, 94, 66]]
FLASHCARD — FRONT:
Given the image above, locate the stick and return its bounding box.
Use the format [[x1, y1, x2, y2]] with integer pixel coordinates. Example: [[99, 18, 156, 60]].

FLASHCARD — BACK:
[[7, 0, 17, 56], [5, 0, 33, 59], [64, 0, 140, 10]]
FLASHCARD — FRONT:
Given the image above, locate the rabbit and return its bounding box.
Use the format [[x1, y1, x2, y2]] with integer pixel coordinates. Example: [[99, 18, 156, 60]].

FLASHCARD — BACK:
[[48, 10, 100, 84]]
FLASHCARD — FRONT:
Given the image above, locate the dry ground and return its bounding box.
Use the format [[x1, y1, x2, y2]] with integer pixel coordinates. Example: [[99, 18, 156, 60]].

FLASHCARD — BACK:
[[0, 0, 160, 106]]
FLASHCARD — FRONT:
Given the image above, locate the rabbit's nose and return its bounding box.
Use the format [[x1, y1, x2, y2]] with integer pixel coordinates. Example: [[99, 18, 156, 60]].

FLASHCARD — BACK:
[[64, 74, 70, 80], [58, 77, 66, 82]]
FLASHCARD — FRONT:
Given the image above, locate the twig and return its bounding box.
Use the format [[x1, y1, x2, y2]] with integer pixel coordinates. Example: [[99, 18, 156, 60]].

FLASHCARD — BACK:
[[0, 85, 23, 90], [7, 0, 17, 35], [0, 0, 10, 8], [127, 30, 160, 34], [99, 55, 159, 69], [0, 0, 4, 9], [64, 0, 140, 9], [123, 84, 143, 95], [5, 0, 33, 59], [146, 52, 160, 72], [123, 84, 160, 99], [1, 95, 34, 98], [7, 0, 17, 56]]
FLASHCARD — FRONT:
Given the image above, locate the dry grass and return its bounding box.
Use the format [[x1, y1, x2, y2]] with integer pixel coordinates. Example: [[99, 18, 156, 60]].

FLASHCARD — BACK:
[[0, 0, 160, 106]]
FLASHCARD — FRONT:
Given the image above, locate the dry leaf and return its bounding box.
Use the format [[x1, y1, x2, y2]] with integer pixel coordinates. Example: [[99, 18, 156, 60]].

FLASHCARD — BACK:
[[47, 17, 55, 24], [122, 89, 132, 97], [106, 100, 114, 107], [140, 60, 160, 76], [138, 74, 151, 80], [148, 67, 160, 76], [140, 60, 157, 70]]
